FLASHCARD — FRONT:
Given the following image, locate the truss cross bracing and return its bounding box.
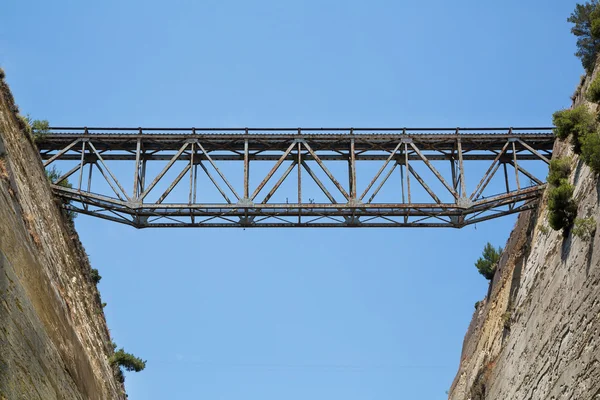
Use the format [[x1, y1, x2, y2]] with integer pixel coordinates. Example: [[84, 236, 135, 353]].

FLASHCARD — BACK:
[[37, 127, 555, 228]]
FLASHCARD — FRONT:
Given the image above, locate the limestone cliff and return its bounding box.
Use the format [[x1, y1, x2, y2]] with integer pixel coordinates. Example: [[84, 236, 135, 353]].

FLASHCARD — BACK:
[[0, 75, 125, 399], [448, 74, 600, 398]]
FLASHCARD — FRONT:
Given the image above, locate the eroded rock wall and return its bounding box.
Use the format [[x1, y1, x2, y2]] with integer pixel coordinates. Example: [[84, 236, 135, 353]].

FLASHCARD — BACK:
[[0, 76, 124, 399], [449, 75, 600, 399]]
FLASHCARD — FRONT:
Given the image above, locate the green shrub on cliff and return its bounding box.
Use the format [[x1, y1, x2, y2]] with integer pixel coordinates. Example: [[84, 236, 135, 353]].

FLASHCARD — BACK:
[[552, 106, 597, 153], [546, 158, 578, 235], [15, 114, 50, 143], [573, 217, 597, 239], [547, 157, 572, 186], [581, 131, 600, 173], [474, 243, 502, 280], [548, 183, 578, 234], [45, 166, 77, 221], [90, 268, 102, 284], [586, 73, 600, 103], [569, 0, 600, 72], [31, 119, 49, 142], [46, 166, 73, 189]]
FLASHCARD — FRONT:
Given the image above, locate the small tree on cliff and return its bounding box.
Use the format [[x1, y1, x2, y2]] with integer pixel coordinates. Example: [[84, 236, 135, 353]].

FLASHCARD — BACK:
[[474, 243, 502, 280], [110, 347, 146, 383], [568, 0, 600, 72]]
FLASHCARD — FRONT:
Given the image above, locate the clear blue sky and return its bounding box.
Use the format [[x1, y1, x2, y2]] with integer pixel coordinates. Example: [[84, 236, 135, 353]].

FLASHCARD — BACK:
[[1, 1, 582, 399]]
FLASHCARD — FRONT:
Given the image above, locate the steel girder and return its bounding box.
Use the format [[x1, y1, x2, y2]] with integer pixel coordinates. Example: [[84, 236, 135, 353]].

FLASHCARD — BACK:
[[38, 127, 555, 228]]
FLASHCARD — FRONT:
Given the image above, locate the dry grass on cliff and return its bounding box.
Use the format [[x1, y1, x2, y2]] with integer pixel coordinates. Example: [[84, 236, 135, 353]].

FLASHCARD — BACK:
[[0, 158, 8, 181]]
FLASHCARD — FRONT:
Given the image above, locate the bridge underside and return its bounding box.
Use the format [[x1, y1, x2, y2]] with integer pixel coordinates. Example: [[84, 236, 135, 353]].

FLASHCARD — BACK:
[[38, 127, 554, 228]]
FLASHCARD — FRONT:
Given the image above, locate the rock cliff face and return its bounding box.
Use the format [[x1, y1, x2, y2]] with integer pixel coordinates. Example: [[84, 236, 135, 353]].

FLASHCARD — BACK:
[[448, 75, 600, 399], [0, 76, 124, 399]]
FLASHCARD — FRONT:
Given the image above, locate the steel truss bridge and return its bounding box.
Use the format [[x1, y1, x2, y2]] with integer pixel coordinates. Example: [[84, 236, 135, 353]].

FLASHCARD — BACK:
[[37, 127, 555, 228]]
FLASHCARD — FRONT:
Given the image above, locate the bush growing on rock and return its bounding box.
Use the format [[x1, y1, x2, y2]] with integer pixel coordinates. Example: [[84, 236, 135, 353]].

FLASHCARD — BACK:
[[573, 217, 597, 239], [581, 131, 600, 173], [552, 106, 597, 154], [548, 183, 578, 234], [547, 157, 572, 186], [90, 268, 102, 284], [586, 73, 600, 103], [546, 157, 578, 235]]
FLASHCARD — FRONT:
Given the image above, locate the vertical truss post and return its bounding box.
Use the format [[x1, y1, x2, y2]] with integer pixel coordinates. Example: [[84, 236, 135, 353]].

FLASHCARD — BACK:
[[297, 138, 302, 224], [193, 163, 198, 204], [189, 142, 195, 205], [85, 162, 93, 211], [404, 142, 411, 204], [456, 130, 466, 199], [133, 136, 142, 199], [297, 139, 302, 204], [77, 141, 86, 191], [400, 160, 406, 204], [451, 158, 457, 192], [244, 132, 249, 200], [512, 140, 520, 190], [349, 134, 356, 201], [503, 163, 510, 193], [140, 159, 147, 196]]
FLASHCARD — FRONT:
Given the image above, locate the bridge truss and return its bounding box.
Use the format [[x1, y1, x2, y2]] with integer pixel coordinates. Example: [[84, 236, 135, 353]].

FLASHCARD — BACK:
[[38, 127, 554, 228]]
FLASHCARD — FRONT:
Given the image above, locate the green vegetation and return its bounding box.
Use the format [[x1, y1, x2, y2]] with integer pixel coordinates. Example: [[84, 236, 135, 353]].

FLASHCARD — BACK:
[[15, 114, 50, 143], [16, 114, 32, 137], [474, 243, 502, 280], [548, 183, 578, 234], [586, 73, 600, 103], [580, 131, 600, 173], [501, 312, 512, 330], [30, 118, 49, 142], [110, 347, 147, 382], [546, 157, 578, 235], [552, 105, 596, 153], [545, 2, 600, 235], [474, 301, 481, 310], [547, 157, 572, 186], [90, 268, 102, 284], [46, 166, 72, 190], [573, 217, 597, 239], [45, 166, 77, 221], [0, 67, 5, 80], [569, 0, 600, 72]]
